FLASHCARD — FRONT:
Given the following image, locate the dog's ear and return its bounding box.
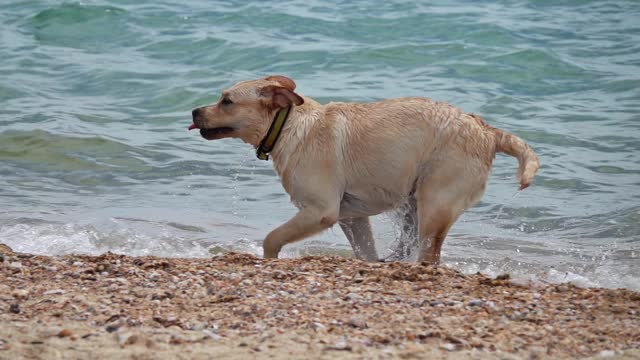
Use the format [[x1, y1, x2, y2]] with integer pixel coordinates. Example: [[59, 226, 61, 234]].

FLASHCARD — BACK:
[[265, 75, 297, 92], [260, 79, 304, 108]]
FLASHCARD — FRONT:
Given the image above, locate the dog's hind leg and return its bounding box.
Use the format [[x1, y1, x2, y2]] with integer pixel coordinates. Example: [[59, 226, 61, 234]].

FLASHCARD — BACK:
[[414, 165, 486, 265], [339, 217, 378, 262]]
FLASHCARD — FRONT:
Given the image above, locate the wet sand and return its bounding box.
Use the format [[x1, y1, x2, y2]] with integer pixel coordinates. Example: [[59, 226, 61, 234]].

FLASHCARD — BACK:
[[1, 244, 639, 359]]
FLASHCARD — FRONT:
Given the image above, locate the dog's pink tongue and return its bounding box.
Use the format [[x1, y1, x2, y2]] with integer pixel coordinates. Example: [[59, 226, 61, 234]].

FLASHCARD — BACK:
[[188, 124, 199, 131]]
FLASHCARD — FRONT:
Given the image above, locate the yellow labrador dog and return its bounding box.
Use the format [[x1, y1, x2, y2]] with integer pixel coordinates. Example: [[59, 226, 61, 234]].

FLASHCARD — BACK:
[[189, 75, 539, 264]]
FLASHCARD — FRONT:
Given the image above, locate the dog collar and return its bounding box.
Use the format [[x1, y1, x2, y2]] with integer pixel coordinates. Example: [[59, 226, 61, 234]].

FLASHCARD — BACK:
[[256, 106, 292, 161]]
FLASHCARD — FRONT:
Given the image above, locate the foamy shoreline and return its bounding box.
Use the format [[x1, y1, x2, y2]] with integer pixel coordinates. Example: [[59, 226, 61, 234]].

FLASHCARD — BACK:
[[1, 244, 638, 359]]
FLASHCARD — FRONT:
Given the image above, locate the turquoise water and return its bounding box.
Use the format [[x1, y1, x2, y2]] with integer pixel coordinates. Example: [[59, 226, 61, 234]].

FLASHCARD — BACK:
[[1, 1, 639, 289]]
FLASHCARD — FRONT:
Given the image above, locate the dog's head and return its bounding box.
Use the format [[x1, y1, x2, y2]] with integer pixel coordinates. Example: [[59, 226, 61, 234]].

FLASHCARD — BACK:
[[189, 75, 304, 146]]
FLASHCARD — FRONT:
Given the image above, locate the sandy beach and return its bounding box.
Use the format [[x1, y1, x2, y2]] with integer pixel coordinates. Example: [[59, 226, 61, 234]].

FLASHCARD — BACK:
[[1, 243, 638, 359]]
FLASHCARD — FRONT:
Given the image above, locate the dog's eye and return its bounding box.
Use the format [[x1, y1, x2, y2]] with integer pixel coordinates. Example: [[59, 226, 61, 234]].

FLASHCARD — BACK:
[[221, 97, 233, 106]]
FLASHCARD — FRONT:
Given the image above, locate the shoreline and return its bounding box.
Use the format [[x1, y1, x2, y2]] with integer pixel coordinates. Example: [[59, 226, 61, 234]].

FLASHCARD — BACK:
[[1, 244, 639, 359]]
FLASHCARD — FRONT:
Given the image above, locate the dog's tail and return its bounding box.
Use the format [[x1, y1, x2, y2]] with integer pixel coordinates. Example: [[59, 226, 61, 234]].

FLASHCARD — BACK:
[[494, 128, 540, 190]]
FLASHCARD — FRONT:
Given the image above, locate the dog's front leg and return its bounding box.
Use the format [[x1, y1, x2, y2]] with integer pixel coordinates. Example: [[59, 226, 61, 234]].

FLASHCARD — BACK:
[[263, 205, 339, 259]]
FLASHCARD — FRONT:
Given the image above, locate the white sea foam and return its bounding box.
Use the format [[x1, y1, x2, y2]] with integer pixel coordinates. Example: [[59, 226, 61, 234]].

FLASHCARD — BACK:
[[0, 218, 210, 258], [3, 217, 637, 292]]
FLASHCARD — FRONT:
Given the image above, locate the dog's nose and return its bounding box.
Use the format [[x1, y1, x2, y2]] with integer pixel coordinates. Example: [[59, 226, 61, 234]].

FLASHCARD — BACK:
[[192, 107, 202, 118]]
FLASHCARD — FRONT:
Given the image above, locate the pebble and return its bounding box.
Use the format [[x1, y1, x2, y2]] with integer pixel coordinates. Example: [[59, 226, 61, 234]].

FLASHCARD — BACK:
[[344, 292, 362, 301], [105, 324, 122, 333], [118, 333, 152, 347], [9, 261, 22, 271], [57, 329, 73, 338], [43, 289, 65, 295], [598, 350, 616, 357], [12, 289, 29, 299], [328, 339, 352, 351], [9, 303, 20, 314], [311, 322, 326, 330], [348, 316, 367, 329], [148, 271, 161, 281], [440, 343, 457, 351], [124, 334, 153, 347], [446, 300, 463, 308], [202, 330, 222, 341], [468, 299, 484, 306]]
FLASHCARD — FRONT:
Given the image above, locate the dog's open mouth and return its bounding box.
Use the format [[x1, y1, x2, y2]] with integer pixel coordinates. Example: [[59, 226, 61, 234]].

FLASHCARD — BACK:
[[189, 124, 235, 140], [199, 127, 234, 140]]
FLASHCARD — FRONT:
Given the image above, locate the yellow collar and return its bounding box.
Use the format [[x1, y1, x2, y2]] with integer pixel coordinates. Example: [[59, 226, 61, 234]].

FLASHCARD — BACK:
[[256, 106, 292, 161]]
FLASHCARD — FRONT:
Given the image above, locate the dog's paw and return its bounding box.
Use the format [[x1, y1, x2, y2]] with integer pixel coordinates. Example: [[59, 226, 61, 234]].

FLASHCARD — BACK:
[[262, 238, 281, 259]]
